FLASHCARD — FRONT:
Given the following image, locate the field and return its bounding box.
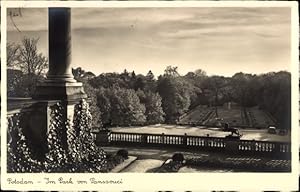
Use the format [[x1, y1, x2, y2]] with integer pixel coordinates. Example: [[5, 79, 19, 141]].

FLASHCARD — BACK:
[[109, 124, 290, 142]]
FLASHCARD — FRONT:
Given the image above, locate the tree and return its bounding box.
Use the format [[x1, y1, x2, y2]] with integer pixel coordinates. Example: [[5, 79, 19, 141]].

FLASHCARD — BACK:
[[7, 42, 20, 67], [7, 37, 48, 97], [136, 89, 165, 124], [146, 70, 155, 81], [98, 87, 146, 126], [134, 76, 146, 91], [145, 70, 156, 92], [202, 75, 227, 117], [96, 88, 112, 127], [144, 91, 165, 124], [164, 66, 180, 77], [72, 67, 102, 128], [17, 37, 48, 76], [194, 69, 207, 77], [157, 75, 190, 123]]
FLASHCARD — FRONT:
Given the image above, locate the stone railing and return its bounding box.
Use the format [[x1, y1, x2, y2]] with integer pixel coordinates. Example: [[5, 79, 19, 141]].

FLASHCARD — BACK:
[[105, 131, 290, 159]]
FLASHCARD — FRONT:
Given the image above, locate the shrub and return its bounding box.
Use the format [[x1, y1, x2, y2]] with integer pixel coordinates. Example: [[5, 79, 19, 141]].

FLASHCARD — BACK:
[[172, 153, 184, 162], [106, 154, 126, 171], [156, 159, 183, 173], [116, 149, 129, 159]]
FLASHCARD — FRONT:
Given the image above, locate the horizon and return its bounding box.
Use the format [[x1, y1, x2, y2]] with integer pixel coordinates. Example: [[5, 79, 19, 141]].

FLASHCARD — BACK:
[[7, 7, 291, 77]]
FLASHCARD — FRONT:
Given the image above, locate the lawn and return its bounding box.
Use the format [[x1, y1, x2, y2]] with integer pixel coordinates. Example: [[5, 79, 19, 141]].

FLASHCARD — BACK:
[[109, 124, 290, 142]]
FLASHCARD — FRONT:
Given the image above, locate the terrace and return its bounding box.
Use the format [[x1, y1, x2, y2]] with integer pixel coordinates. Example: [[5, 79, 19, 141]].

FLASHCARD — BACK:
[[7, 8, 291, 173]]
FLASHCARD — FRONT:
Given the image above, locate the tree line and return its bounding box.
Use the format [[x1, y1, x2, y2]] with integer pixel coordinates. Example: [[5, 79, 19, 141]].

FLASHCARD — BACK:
[[7, 37, 291, 130]]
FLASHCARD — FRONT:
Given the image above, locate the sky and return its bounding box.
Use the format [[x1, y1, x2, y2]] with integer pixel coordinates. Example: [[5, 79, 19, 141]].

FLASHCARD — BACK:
[[7, 7, 291, 77]]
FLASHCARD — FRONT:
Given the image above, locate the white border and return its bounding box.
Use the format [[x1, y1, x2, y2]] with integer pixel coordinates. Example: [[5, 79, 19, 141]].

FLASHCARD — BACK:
[[1, 1, 299, 191]]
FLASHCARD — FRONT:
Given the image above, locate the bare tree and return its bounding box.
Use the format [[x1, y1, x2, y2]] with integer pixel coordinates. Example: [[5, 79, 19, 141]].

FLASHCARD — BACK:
[[7, 37, 48, 96], [17, 37, 48, 76], [7, 42, 20, 67]]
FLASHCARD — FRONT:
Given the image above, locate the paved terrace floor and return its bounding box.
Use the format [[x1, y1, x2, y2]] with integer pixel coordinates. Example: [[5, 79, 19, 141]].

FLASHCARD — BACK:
[[103, 146, 290, 173], [109, 124, 290, 142]]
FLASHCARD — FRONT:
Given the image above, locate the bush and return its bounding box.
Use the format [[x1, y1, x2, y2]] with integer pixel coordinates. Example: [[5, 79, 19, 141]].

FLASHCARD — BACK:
[[116, 149, 129, 159], [156, 159, 183, 173], [172, 153, 184, 162], [106, 154, 126, 171]]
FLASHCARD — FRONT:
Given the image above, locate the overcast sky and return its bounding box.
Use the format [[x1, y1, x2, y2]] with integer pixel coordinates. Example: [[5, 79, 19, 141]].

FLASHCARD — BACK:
[[7, 7, 291, 77]]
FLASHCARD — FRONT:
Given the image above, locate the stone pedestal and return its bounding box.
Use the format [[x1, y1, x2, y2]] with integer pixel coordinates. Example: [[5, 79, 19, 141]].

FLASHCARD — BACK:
[[33, 82, 86, 100], [225, 136, 240, 153], [95, 130, 111, 146]]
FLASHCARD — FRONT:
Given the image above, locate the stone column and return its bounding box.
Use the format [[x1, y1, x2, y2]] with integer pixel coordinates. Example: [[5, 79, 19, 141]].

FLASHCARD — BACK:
[[31, 8, 87, 153], [47, 8, 75, 83], [34, 8, 86, 100]]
